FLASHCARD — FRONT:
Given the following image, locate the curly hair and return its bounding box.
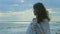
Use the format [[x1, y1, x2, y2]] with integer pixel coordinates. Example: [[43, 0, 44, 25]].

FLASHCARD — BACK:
[[33, 3, 50, 23]]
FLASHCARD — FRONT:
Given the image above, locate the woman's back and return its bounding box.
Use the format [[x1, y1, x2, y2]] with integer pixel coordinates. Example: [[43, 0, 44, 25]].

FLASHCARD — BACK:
[[26, 18, 51, 34]]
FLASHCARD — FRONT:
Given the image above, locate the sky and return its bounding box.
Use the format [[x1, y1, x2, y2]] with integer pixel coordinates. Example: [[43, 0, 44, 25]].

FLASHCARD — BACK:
[[0, 0, 60, 21]]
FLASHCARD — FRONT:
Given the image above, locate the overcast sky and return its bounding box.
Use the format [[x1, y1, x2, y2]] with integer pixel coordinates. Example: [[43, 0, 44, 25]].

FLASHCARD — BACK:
[[0, 0, 60, 21]]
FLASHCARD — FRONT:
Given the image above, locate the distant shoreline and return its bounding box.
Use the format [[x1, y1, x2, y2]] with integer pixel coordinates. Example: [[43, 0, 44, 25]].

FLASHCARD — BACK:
[[0, 21, 31, 22], [0, 21, 60, 22]]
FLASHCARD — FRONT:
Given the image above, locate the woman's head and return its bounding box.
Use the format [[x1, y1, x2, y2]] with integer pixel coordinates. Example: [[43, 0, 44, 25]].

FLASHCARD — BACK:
[[33, 2, 50, 23]]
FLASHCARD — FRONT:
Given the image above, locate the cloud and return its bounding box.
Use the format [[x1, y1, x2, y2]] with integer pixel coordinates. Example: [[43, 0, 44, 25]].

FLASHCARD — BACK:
[[47, 8, 56, 14], [0, 0, 60, 12], [20, 0, 25, 3], [0, 9, 35, 21], [51, 16, 60, 22], [28, 4, 33, 7], [47, 8, 60, 22], [10, 4, 20, 7], [0, 8, 60, 22]]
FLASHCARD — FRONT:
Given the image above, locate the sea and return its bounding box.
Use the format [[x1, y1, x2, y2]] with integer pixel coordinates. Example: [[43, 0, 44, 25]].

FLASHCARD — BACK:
[[0, 21, 60, 34]]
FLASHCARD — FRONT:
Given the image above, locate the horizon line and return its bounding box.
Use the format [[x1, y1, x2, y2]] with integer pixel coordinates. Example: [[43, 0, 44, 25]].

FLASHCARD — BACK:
[[0, 21, 31, 22], [0, 21, 60, 22]]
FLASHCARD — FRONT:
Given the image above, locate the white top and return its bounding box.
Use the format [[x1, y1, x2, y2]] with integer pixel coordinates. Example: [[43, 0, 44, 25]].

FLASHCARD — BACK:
[[26, 18, 51, 34]]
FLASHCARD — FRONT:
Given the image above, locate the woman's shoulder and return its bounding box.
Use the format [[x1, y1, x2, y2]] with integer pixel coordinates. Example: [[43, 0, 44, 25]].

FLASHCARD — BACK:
[[32, 18, 36, 21], [42, 19, 49, 25], [43, 19, 49, 22], [31, 18, 37, 25]]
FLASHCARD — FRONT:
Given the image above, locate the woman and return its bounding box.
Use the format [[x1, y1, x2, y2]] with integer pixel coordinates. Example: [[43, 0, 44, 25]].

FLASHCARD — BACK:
[[26, 2, 51, 34]]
